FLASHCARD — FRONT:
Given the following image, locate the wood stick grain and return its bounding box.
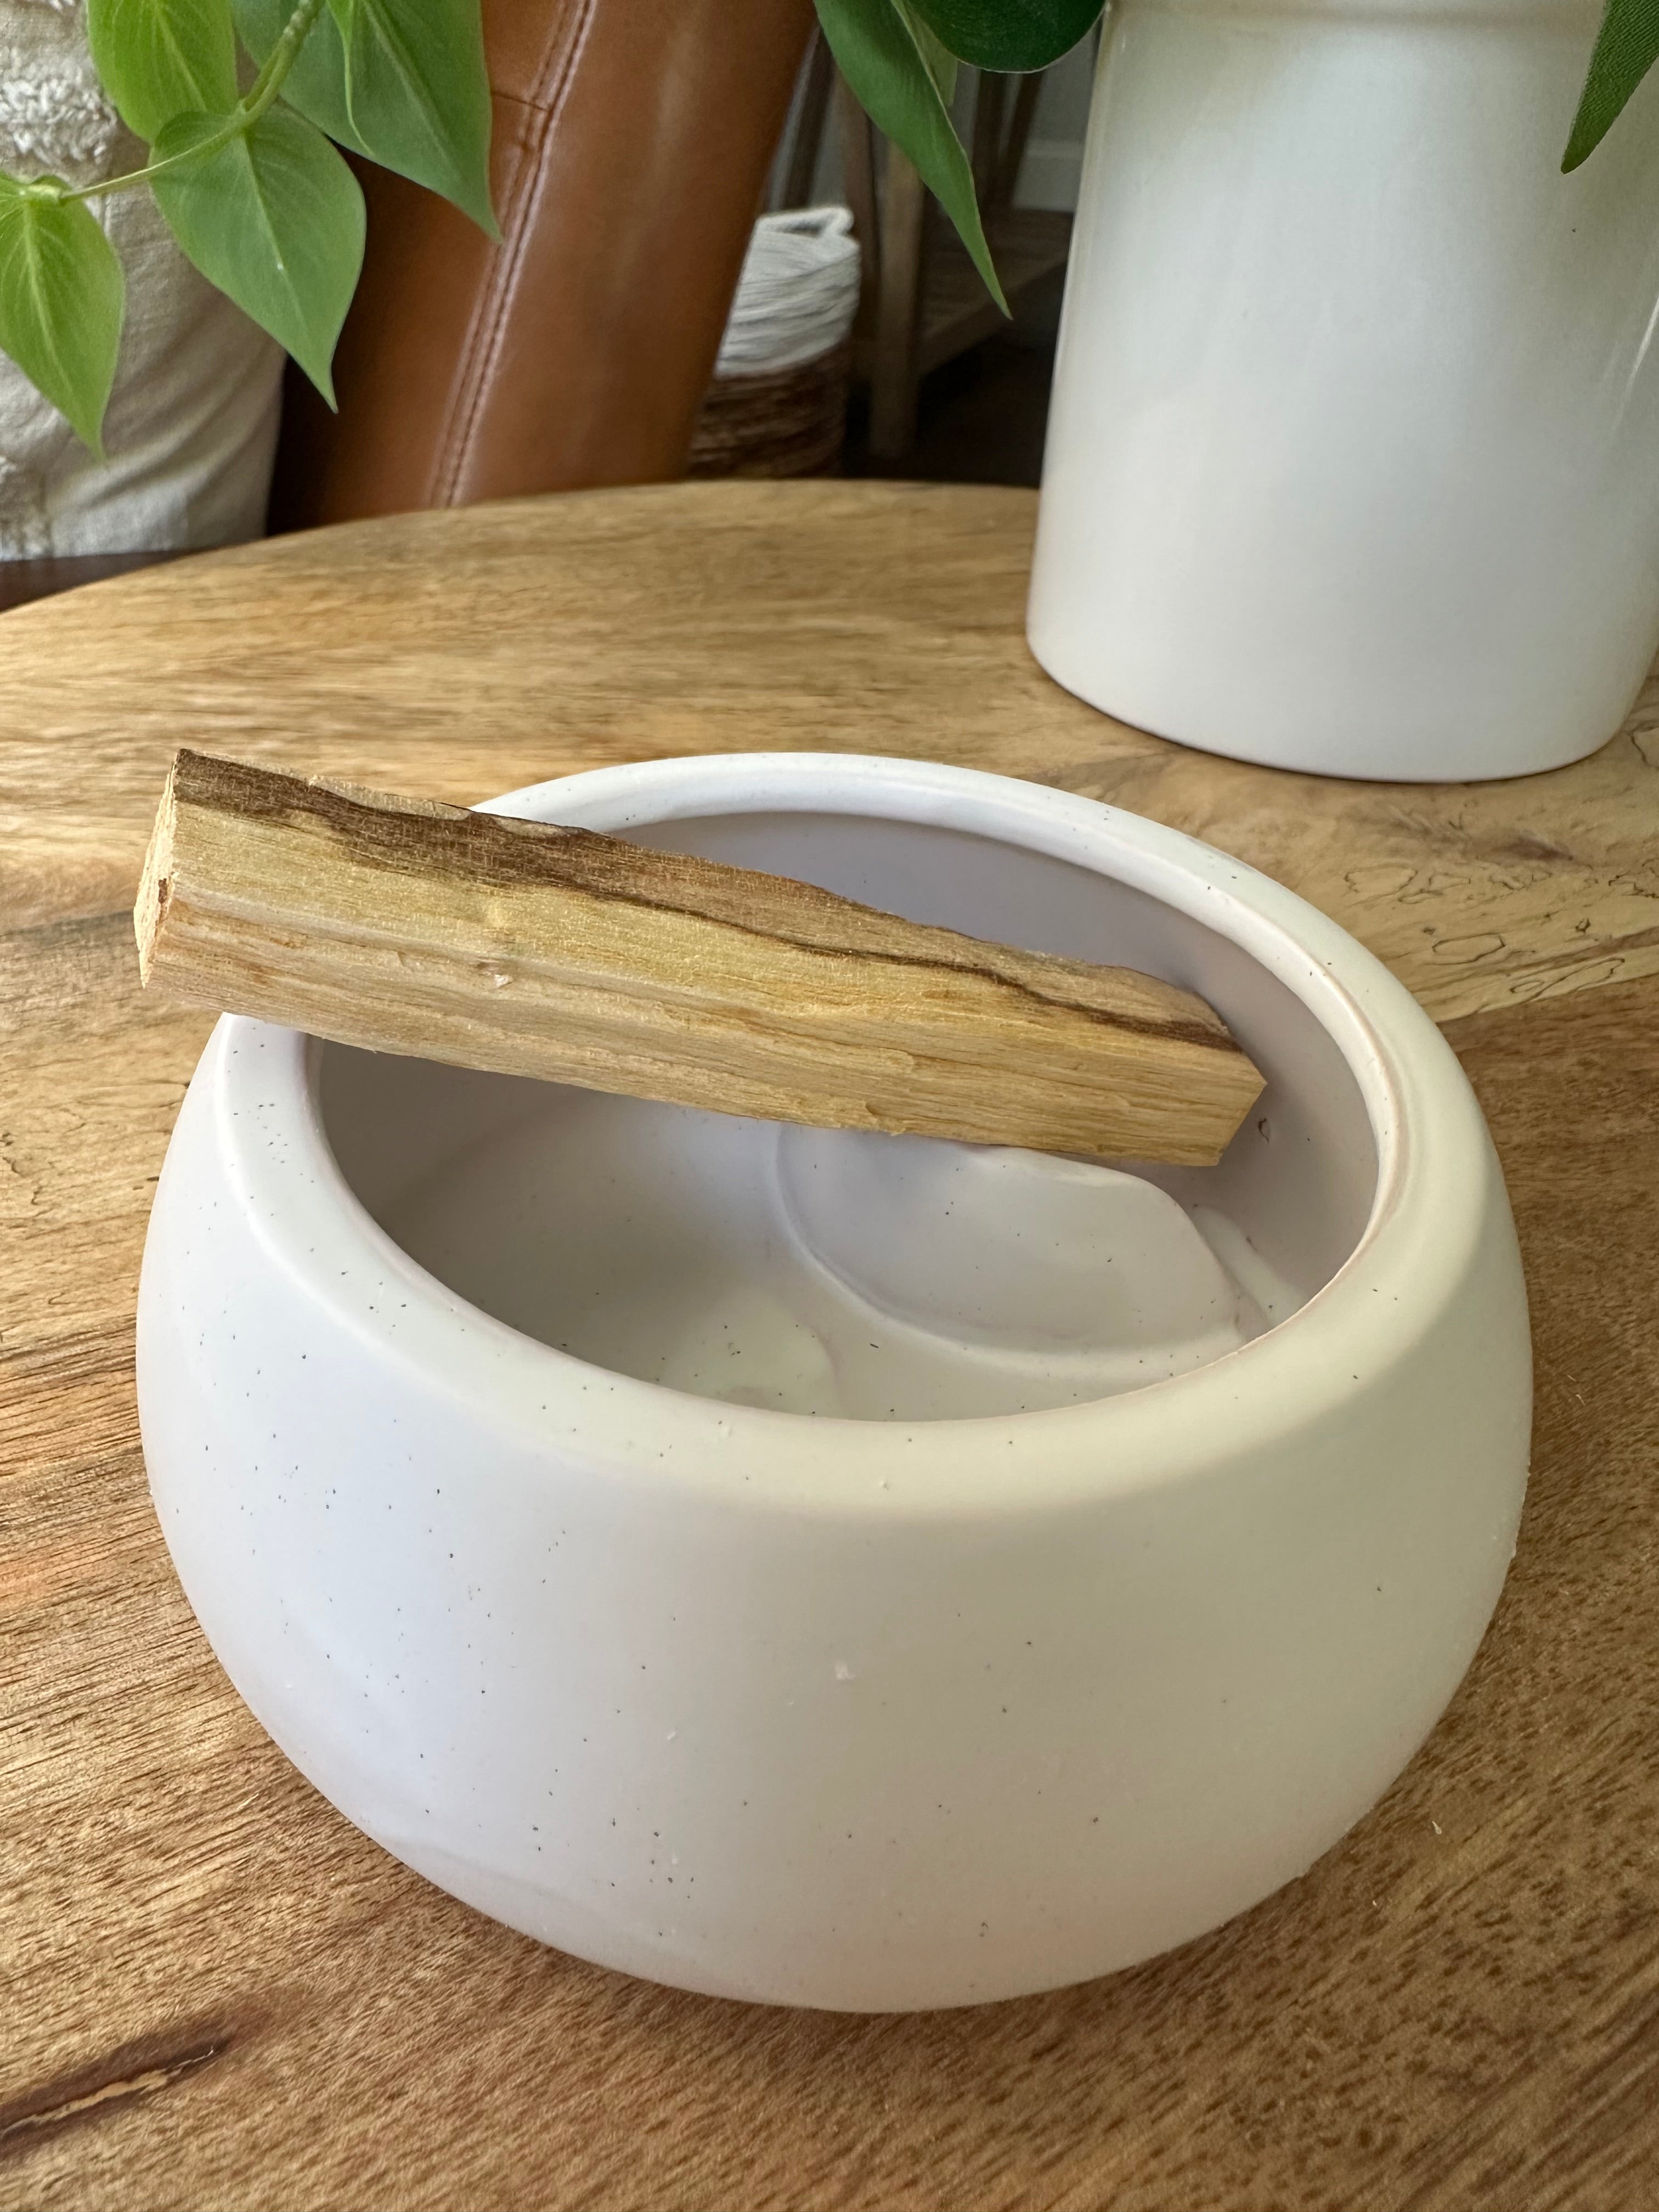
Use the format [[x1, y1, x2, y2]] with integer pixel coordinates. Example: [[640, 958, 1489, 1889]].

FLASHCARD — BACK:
[[134, 748, 1263, 1165]]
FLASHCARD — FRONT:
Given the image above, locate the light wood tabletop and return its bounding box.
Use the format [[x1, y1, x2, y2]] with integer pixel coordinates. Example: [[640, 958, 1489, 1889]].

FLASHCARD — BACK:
[[3, 481, 1656, 2211]]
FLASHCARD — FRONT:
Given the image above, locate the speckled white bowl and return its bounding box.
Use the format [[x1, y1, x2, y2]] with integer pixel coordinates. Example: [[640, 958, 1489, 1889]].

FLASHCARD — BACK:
[[137, 754, 1531, 2010]]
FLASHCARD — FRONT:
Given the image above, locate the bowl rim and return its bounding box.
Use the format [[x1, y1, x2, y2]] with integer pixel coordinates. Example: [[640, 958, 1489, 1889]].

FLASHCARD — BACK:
[[204, 753, 1503, 1514]]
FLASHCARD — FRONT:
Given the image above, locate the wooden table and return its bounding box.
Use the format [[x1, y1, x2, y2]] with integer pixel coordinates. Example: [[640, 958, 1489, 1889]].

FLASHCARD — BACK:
[[4, 482, 1656, 2211]]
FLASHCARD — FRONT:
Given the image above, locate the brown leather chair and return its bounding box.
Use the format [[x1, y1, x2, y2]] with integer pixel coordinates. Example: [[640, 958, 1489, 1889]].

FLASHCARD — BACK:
[[269, 0, 815, 531]]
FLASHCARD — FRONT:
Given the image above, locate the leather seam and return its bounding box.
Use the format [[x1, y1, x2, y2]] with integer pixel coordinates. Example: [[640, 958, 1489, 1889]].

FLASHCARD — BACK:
[[432, 0, 602, 507]]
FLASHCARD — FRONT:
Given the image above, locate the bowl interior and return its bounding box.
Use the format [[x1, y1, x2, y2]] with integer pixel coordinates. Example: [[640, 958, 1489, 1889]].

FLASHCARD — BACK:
[[319, 807, 1380, 1421]]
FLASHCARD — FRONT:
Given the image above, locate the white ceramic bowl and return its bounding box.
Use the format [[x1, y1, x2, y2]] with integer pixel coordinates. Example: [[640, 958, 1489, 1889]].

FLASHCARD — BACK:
[[137, 755, 1531, 2010]]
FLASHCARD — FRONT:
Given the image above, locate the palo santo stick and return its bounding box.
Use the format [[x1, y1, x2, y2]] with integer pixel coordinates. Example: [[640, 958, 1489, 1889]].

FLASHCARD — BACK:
[[135, 748, 1263, 1166]]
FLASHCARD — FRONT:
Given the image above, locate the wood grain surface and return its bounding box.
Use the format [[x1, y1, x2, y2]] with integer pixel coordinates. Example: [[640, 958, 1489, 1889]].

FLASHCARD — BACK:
[[3, 483, 1657, 2210], [3, 481, 1659, 1023], [137, 748, 1260, 1165]]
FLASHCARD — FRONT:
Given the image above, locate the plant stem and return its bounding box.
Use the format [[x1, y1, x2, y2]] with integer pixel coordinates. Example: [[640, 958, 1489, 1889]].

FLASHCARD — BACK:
[[49, 0, 328, 206], [241, 0, 330, 123]]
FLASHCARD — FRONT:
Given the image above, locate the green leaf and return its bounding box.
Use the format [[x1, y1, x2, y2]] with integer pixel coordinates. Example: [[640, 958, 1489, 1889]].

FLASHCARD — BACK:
[[86, 0, 239, 145], [0, 180, 124, 455], [815, 0, 1007, 312], [1564, 0, 1659, 168], [907, 0, 1104, 73], [330, 0, 498, 235], [236, 0, 495, 228], [149, 103, 365, 400], [909, 9, 958, 105], [233, 0, 371, 157]]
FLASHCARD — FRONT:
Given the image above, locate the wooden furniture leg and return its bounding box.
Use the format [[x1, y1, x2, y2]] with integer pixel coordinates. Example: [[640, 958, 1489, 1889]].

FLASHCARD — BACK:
[[995, 73, 1046, 211], [972, 71, 1008, 205], [835, 71, 881, 352], [779, 28, 836, 210], [868, 148, 930, 458], [861, 65, 1056, 462]]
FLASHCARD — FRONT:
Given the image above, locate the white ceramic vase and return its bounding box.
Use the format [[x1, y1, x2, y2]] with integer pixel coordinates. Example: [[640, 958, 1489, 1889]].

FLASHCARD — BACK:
[[1028, 0, 1659, 781], [137, 756, 1531, 2011]]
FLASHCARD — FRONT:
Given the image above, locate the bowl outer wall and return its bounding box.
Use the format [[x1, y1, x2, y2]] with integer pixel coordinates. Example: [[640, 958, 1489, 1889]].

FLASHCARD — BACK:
[[136, 753, 1532, 2007]]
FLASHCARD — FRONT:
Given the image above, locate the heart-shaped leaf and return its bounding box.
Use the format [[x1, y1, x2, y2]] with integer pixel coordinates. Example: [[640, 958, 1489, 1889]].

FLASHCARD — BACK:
[[0, 180, 125, 454], [149, 102, 365, 400], [329, 0, 498, 235], [87, 0, 240, 145], [815, 0, 1006, 311], [233, 0, 370, 157], [1564, 0, 1659, 168], [907, 0, 1104, 73]]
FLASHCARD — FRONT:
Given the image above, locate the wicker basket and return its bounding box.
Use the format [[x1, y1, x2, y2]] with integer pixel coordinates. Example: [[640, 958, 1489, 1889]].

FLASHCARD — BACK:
[[686, 339, 851, 479]]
